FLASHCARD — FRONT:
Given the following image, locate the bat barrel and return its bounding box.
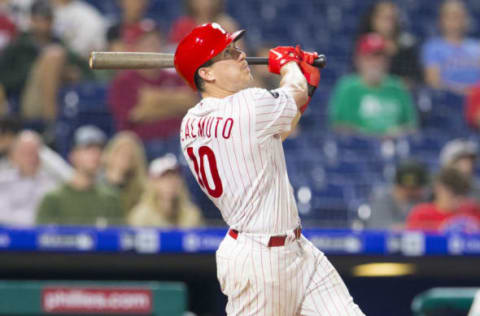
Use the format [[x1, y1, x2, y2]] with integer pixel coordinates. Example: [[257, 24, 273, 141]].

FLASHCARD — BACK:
[[246, 55, 327, 68], [89, 52, 175, 69]]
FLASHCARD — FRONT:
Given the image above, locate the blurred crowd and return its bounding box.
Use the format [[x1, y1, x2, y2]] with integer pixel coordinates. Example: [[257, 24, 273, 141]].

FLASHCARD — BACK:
[[0, 119, 204, 227], [0, 0, 480, 233]]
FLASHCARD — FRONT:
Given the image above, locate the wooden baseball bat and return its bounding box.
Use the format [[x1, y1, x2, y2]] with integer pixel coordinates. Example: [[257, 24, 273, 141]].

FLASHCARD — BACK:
[[89, 52, 327, 70]]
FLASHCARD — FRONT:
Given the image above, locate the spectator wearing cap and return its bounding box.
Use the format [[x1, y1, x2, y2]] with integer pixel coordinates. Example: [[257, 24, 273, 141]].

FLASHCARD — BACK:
[[128, 153, 203, 228], [407, 168, 480, 233], [0, 131, 59, 226], [108, 21, 197, 155], [0, 0, 92, 125], [439, 138, 480, 201], [356, 1, 422, 87], [328, 33, 417, 138], [366, 159, 429, 229], [37, 125, 124, 226], [422, 0, 480, 94]]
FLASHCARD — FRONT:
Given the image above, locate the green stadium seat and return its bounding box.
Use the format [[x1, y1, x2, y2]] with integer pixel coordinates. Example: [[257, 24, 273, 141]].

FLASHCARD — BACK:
[[412, 287, 480, 316]]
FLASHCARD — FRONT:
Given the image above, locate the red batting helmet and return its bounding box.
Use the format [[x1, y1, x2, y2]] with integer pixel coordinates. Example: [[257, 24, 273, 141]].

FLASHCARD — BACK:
[[174, 23, 245, 90]]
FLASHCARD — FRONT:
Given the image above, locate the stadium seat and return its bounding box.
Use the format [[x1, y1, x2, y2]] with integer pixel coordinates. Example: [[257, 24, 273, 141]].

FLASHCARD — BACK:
[[56, 82, 115, 158]]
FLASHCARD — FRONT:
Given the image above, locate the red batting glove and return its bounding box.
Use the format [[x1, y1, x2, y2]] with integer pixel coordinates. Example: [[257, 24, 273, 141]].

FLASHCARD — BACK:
[[298, 61, 321, 114], [268, 46, 300, 75], [294, 45, 321, 114], [294, 45, 318, 65]]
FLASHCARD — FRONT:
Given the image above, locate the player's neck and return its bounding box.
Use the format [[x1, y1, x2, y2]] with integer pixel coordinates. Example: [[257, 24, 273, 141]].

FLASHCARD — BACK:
[[202, 84, 238, 99]]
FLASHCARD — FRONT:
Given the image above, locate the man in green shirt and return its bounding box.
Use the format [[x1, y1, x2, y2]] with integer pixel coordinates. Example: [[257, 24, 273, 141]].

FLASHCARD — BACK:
[[37, 126, 124, 226], [328, 33, 417, 137]]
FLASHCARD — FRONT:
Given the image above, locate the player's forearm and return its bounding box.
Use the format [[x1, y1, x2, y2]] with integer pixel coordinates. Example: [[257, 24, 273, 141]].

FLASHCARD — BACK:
[[279, 62, 308, 108]]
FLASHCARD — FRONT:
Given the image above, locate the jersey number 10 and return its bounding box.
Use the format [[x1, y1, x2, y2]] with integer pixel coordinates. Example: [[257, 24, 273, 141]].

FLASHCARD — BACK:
[[187, 146, 223, 198]]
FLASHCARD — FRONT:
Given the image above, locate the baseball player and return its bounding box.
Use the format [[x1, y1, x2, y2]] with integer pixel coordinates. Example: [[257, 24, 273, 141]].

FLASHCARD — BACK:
[[174, 23, 365, 315]]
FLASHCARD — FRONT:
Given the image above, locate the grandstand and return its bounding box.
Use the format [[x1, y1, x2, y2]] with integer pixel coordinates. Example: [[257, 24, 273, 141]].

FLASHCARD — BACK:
[[49, 0, 480, 227], [2, 0, 480, 315]]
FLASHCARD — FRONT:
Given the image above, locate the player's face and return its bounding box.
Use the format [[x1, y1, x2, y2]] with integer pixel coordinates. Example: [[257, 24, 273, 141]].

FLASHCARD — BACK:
[[209, 43, 253, 92]]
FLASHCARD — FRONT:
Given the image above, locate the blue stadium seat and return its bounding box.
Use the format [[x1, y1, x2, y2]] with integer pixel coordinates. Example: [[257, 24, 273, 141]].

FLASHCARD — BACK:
[[56, 82, 115, 158]]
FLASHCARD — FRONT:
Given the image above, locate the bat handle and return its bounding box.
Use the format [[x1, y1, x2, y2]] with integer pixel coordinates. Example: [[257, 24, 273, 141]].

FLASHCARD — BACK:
[[246, 54, 327, 69]]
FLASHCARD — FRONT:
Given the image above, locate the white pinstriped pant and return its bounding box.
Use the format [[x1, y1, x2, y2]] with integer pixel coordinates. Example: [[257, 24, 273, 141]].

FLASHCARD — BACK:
[[216, 231, 365, 316]]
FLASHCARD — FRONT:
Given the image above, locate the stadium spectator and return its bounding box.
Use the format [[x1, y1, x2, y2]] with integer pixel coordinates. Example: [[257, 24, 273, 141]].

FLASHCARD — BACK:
[[106, 0, 150, 52], [51, 0, 107, 59], [0, 115, 21, 171], [328, 33, 418, 137], [168, 0, 240, 47], [0, 115, 72, 180], [0, 0, 91, 125], [0, 131, 59, 226], [37, 125, 124, 226], [0, 0, 34, 32], [439, 138, 480, 201], [465, 83, 480, 129], [406, 168, 480, 233], [357, 1, 421, 86], [100, 131, 147, 213], [421, 0, 480, 94], [128, 153, 204, 228], [367, 159, 429, 230], [108, 22, 197, 152], [0, 2, 17, 52]]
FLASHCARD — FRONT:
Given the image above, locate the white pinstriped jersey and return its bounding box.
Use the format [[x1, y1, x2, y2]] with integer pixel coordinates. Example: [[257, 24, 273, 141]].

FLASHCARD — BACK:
[[180, 87, 300, 234]]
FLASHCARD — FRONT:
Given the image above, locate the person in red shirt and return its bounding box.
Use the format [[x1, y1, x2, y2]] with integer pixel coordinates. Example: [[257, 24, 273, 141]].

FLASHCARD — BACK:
[[407, 167, 480, 233], [106, 0, 149, 52], [168, 0, 240, 46], [0, 9, 16, 52], [108, 21, 197, 144], [465, 82, 480, 129]]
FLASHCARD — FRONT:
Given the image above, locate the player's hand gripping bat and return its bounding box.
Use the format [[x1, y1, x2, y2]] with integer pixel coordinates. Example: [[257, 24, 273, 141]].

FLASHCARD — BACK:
[[89, 52, 327, 70]]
